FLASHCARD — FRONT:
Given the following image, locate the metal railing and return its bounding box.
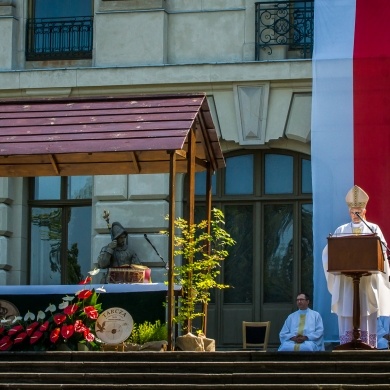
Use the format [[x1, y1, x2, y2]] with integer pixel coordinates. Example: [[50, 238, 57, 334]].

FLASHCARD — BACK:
[[255, 0, 314, 60], [26, 16, 93, 61]]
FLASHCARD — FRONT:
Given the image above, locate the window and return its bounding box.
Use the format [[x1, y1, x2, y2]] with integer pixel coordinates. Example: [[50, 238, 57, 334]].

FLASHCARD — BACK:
[[255, 0, 314, 60], [29, 176, 92, 285], [26, 0, 93, 61], [193, 150, 313, 304]]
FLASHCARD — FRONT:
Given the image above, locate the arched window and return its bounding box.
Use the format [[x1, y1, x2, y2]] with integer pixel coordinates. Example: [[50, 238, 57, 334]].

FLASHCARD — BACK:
[[193, 149, 312, 346]]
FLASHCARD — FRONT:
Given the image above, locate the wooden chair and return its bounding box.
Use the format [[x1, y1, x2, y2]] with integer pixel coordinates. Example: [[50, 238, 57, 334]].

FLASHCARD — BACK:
[[242, 321, 271, 351]]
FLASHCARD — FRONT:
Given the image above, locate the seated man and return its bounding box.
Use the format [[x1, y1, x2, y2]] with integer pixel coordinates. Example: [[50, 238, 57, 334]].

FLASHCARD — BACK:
[[278, 292, 325, 351], [377, 316, 390, 350]]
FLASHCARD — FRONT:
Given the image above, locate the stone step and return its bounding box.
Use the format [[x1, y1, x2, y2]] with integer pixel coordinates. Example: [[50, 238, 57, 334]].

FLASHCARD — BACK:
[[3, 386, 390, 390], [1, 351, 390, 388], [1, 350, 390, 362], [1, 360, 390, 374], [2, 372, 390, 385]]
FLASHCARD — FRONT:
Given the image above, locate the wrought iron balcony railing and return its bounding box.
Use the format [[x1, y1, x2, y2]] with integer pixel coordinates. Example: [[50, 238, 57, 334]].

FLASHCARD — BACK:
[[26, 17, 93, 61], [255, 0, 314, 60]]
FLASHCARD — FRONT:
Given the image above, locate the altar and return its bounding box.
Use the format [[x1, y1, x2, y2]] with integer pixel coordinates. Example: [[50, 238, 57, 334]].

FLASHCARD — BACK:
[[0, 283, 181, 325]]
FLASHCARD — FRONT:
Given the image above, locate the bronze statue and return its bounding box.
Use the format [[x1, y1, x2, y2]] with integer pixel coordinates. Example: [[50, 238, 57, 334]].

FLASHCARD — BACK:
[[97, 222, 140, 269]]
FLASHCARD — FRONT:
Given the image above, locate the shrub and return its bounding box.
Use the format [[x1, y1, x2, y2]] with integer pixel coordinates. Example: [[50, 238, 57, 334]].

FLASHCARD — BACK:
[[127, 320, 167, 345]]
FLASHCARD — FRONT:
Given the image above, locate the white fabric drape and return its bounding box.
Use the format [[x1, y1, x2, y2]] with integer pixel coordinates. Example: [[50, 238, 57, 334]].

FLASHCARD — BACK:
[[312, 0, 357, 341]]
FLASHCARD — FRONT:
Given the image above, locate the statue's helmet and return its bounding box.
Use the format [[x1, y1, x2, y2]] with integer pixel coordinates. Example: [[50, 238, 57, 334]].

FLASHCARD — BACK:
[[111, 222, 128, 240]]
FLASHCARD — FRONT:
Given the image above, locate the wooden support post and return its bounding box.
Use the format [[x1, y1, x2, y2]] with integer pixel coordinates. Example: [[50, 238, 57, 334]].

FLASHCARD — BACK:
[[167, 150, 177, 351]]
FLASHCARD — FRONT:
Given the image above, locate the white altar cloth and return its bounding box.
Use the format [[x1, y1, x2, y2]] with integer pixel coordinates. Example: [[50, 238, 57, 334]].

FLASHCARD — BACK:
[[0, 283, 181, 295]]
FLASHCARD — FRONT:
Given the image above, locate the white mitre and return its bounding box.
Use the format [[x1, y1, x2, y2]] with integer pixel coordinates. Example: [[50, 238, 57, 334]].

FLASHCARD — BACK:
[[345, 185, 369, 208]]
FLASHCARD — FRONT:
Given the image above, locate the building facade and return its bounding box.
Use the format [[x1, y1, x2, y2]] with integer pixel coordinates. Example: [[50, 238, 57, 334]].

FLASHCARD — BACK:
[[0, 0, 314, 348]]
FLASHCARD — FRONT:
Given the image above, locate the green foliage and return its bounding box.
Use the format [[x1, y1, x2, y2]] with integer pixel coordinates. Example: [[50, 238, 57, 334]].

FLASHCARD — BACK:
[[164, 208, 235, 334], [127, 320, 167, 345]]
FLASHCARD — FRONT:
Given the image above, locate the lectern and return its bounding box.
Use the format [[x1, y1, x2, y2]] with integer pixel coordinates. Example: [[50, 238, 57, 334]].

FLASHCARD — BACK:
[[327, 234, 384, 350]]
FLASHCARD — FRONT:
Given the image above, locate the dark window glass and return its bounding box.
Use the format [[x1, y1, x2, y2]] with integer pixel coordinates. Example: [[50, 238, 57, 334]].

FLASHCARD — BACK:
[[225, 154, 254, 195], [30, 207, 62, 284], [34, 0, 92, 18], [264, 204, 294, 303], [68, 176, 93, 199], [27, 0, 93, 61], [195, 171, 216, 196], [223, 205, 253, 304], [264, 154, 293, 194], [34, 177, 61, 200], [301, 203, 313, 299], [302, 159, 312, 193]]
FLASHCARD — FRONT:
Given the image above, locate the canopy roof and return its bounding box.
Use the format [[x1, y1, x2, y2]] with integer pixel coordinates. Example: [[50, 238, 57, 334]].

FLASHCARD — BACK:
[[0, 93, 224, 177], [0, 92, 223, 350]]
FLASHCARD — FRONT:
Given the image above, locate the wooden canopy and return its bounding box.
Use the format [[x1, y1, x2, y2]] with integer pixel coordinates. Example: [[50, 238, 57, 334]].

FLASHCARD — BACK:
[[0, 92, 224, 350], [0, 94, 224, 177]]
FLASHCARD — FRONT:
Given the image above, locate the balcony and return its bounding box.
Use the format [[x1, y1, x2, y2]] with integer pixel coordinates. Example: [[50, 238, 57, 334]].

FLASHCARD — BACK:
[[255, 0, 314, 61], [26, 17, 93, 61]]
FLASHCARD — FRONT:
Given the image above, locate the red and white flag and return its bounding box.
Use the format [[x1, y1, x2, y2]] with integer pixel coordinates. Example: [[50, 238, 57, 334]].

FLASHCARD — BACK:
[[312, 0, 390, 340]]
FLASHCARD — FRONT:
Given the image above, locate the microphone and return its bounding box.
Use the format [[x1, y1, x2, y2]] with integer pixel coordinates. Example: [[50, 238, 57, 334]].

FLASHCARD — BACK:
[[351, 212, 390, 261], [144, 234, 168, 268]]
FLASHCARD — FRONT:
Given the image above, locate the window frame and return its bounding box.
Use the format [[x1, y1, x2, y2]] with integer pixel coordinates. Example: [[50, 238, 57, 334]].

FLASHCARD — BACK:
[[28, 176, 92, 285], [26, 0, 93, 61], [188, 149, 313, 304]]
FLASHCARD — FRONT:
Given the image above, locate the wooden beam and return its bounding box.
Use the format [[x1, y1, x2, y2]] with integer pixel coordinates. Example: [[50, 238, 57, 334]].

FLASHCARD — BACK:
[[202, 163, 213, 336], [130, 151, 141, 173], [187, 128, 196, 228], [185, 127, 196, 333], [167, 150, 177, 351], [49, 154, 60, 175], [196, 114, 218, 172], [195, 157, 207, 169], [174, 150, 187, 159]]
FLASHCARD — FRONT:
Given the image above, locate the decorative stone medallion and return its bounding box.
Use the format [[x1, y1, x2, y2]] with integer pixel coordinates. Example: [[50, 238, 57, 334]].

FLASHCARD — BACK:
[[0, 300, 20, 322]]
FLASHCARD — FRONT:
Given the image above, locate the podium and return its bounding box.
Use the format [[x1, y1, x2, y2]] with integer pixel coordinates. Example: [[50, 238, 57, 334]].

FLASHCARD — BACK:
[[327, 234, 384, 350]]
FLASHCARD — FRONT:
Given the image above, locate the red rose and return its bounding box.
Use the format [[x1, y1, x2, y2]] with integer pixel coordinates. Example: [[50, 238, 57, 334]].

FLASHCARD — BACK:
[[61, 324, 74, 339], [30, 330, 43, 345], [77, 290, 92, 300], [83, 330, 95, 342], [0, 326, 5, 335], [84, 306, 98, 320], [50, 328, 61, 343], [53, 313, 67, 325], [74, 320, 87, 333], [63, 304, 79, 316]]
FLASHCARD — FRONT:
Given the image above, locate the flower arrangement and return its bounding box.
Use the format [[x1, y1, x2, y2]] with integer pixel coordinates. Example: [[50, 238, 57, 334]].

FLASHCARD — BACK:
[[0, 269, 105, 352]]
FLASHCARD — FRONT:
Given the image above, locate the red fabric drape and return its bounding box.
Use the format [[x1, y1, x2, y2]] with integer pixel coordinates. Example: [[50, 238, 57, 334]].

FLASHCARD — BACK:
[[353, 0, 390, 239]]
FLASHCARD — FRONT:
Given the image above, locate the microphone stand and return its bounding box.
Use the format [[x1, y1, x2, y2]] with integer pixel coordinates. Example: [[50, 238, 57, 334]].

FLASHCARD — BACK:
[[354, 212, 390, 261], [144, 234, 168, 269]]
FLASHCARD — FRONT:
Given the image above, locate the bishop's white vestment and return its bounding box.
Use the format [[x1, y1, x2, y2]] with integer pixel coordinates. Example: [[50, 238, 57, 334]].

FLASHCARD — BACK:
[[322, 221, 390, 347]]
